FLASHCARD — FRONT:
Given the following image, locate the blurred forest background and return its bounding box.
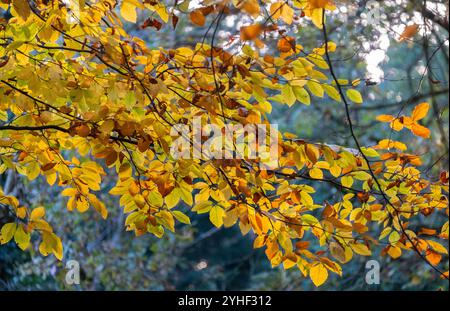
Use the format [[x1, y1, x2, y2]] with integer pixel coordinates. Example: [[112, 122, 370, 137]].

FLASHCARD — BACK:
[[1, 0, 449, 290]]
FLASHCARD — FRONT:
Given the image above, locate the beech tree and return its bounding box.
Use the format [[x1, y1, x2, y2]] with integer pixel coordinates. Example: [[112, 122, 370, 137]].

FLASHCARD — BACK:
[[0, 0, 448, 287]]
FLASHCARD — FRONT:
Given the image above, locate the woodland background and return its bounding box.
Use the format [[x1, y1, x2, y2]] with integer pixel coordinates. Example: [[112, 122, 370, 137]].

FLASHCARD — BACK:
[[0, 0, 449, 290]]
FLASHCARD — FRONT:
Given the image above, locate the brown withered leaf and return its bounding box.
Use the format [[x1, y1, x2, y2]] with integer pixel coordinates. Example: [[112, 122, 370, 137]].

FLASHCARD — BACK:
[[141, 18, 162, 31], [172, 14, 179, 29], [41, 162, 57, 171]]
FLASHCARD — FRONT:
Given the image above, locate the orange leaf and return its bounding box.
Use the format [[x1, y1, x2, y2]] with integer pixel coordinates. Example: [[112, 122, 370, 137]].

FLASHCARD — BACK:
[[401, 116, 414, 126], [390, 118, 404, 131], [240, 0, 260, 17], [411, 123, 431, 138], [309, 0, 332, 9], [41, 162, 57, 171], [240, 24, 263, 41], [418, 228, 437, 236], [387, 245, 402, 259], [376, 115, 394, 122], [30, 206, 45, 221], [399, 24, 419, 42], [411, 102, 429, 121], [425, 249, 442, 266], [277, 36, 295, 52], [190, 10, 205, 26], [270, 2, 283, 19], [75, 124, 91, 137]]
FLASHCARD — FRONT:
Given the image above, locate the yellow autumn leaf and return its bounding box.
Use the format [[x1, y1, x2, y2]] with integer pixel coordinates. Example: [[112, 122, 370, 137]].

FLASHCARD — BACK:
[[16, 207, 27, 219], [376, 139, 407, 151], [165, 189, 181, 209], [192, 201, 213, 214], [209, 205, 225, 228], [61, 188, 78, 197], [280, 4, 294, 25], [341, 176, 354, 188], [309, 8, 325, 28], [14, 224, 30, 250], [12, 0, 30, 21], [172, 210, 191, 225], [388, 231, 401, 244], [387, 245, 402, 259], [30, 206, 45, 221], [293, 86, 311, 105], [323, 84, 341, 102], [1, 223, 17, 244], [346, 89, 363, 104], [350, 243, 372, 256], [309, 168, 323, 179], [427, 240, 448, 255], [309, 0, 332, 9], [307, 80, 324, 98], [121, 0, 138, 23], [282, 84, 297, 107], [310, 263, 328, 287], [270, 1, 283, 20]]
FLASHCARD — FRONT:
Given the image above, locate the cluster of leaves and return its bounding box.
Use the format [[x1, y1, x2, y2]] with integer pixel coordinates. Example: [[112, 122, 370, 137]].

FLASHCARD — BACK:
[[0, 188, 62, 259], [0, 0, 448, 286]]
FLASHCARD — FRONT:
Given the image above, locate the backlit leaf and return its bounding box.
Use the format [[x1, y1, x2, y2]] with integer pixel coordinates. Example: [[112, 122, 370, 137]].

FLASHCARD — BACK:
[[346, 89, 363, 104], [310, 263, 328, 287]]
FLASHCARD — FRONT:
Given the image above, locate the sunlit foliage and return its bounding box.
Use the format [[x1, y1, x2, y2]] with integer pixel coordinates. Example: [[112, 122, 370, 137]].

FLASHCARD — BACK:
[[0, 0, 448, 286]]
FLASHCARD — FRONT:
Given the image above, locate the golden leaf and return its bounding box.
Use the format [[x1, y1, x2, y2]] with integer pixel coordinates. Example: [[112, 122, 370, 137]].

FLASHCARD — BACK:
[[121, 0, 138, 23], [310, 263, 328, 287], [240, 24, 263, 41], [412, 102, 430, 121]]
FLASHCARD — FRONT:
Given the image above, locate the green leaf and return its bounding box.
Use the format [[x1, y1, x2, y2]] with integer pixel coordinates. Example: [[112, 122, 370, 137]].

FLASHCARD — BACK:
[[124, 91, 136, 110], [361, 147, 380, 158], [389, 231, 401, 244]]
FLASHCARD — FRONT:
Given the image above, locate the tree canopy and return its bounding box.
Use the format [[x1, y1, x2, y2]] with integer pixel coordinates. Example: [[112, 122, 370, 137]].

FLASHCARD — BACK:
[[0, 0, 448, 287]]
